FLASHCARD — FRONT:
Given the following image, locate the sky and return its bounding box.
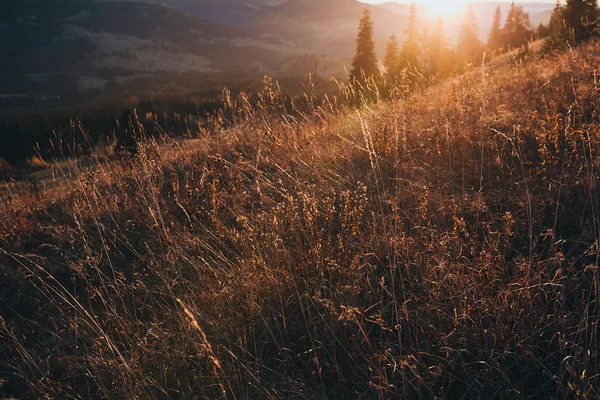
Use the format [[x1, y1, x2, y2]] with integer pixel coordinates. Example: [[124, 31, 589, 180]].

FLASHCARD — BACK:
[[361, 0, 558, 3]]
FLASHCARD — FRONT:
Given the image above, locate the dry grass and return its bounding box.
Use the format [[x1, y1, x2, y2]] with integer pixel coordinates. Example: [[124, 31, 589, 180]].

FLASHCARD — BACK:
[[1, 40, 600, 399]]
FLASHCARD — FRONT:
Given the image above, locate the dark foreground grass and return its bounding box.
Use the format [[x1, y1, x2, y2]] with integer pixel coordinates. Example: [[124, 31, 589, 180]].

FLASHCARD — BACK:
[[1, 41, 600, 399]]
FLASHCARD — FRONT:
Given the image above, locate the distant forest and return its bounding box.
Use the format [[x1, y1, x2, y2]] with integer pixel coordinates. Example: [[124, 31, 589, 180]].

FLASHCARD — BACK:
[[350, 0, 597, 81], [0, 75, 338, 167]]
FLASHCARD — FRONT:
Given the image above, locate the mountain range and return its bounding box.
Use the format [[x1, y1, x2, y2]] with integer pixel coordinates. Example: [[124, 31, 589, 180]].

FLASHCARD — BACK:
[[97, 0, 288, 25], [1, 0, 554, 116]]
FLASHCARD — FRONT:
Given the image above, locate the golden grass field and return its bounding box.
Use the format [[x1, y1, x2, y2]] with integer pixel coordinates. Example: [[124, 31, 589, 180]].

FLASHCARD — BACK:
[[1, 40, 600, 399]]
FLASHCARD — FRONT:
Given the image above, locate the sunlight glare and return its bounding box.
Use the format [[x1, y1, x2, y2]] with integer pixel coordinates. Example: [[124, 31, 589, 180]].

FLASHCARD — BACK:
[[425, 0, 466, 18]]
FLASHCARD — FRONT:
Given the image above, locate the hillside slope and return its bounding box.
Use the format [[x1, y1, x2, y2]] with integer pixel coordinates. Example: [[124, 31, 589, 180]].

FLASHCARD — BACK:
[[125, 0, 286, 25], [95, 0, 287, 25], [2, 40, 600, 398]]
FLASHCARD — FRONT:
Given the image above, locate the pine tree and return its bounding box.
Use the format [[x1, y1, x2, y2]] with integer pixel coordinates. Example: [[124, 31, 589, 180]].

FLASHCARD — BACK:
[[502, 2, 532, 50], [537, 22, 550, 39], [384, 34, 401, 76], [425, 17, 454, 77], [563, 0, 598, 41], [456, 3, 483, 68], [487, 5, 503, 53], [548, 0, 564, 32], [548, 0, 565, 33], [399, 3, 421, 70], [544, 1, 568, 48], [351, 9, 378, 82], [585, 0, 599, 23]]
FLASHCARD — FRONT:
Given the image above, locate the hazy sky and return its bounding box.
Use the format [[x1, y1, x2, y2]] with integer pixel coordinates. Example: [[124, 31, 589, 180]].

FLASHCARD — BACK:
[[361, 0, 557, 3]]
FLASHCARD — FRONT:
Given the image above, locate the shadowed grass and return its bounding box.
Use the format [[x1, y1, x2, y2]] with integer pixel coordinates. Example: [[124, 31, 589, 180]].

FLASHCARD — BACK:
[[1, 40, 600, 399]]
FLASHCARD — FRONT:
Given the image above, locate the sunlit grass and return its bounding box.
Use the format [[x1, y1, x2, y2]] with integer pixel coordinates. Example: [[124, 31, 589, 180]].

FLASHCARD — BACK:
[[1, 39, 600, 399]]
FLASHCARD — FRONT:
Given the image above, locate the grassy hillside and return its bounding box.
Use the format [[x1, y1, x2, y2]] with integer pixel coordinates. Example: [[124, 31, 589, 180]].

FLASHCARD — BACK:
[[1, 39, 600, 399]]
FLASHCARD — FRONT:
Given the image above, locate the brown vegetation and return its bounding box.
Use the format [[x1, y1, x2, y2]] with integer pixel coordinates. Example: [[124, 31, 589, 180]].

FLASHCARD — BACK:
[[1, 39, 600, 399], [0, 157, 11, 173]]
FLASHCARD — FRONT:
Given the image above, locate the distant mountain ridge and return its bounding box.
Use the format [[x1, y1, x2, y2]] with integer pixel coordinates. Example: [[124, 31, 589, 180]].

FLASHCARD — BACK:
[[0, 0, 304, 115], [97, 0, 287, 25]]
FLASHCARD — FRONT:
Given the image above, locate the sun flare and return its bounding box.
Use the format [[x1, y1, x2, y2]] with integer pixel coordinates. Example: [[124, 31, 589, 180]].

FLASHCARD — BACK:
[[425, 0, 466, 17]]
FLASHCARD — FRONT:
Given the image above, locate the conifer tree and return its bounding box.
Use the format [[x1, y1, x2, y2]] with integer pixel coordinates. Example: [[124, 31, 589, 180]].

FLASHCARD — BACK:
[[537, 22, 551, 38], [544, 1, 568, 48], [399, 3, 421, 70], [384, 34, 401, 76], [563, 0, 598, 41], [487, 5, 503, 53], [425, 17, 454, 77], [502, 2, 532, 50], [548, 0, 565, 33], [351, 9, 378, 81], [456, 3, 483, 67]]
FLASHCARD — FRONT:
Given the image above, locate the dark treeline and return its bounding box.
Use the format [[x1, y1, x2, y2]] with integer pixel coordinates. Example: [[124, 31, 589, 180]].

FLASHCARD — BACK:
[[0, 75, 340, 168], [0, 95, 222, 166], [351, 0, 599, 82]]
